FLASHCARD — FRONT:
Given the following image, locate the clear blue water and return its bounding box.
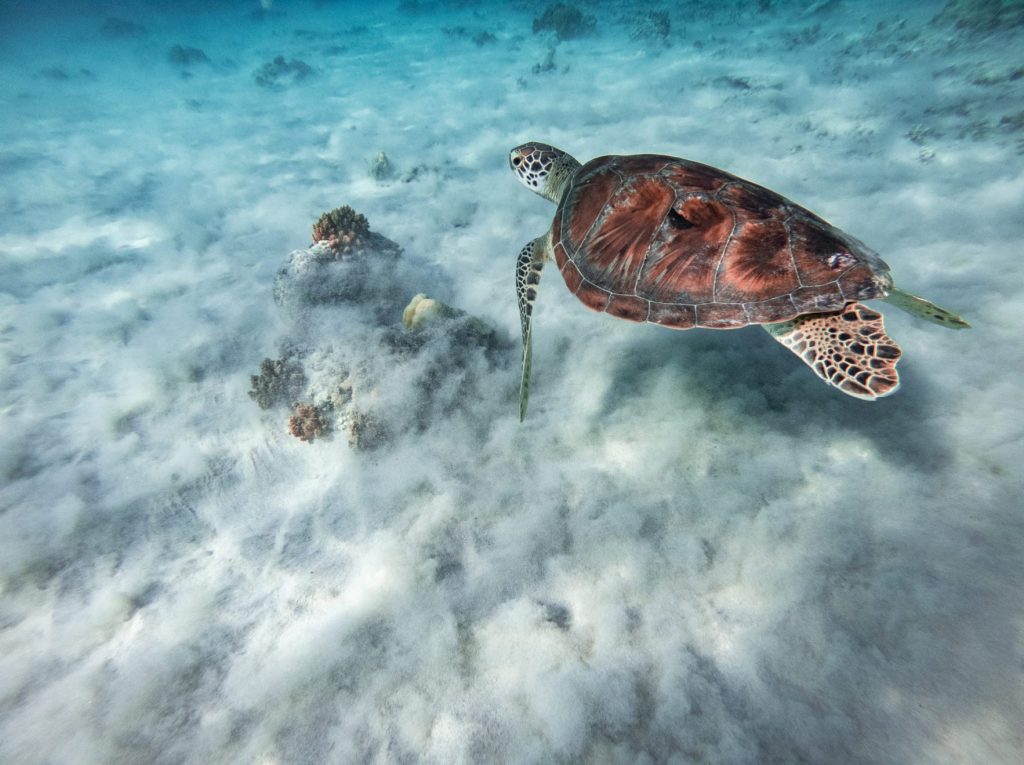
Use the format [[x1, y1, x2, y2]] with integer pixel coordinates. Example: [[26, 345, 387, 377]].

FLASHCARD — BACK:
[[1, 2, 1022, 763]]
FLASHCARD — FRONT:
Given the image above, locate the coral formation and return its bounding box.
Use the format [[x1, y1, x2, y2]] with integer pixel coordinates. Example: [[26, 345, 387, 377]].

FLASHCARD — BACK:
[[391, 294, 508, 366], [401, 293, 461, 330], [288, 401, 331, 443], [256, 205, 512, 451], [312, 205, 370, 255], [248, 356, 307, 410], [532, 4, 596, 41], [369, 151, 394, 181], [254, 56, 314, 88]]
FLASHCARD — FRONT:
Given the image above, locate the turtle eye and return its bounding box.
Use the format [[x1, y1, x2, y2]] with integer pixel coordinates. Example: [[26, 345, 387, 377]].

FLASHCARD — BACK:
[[511, 156, 522, 167]]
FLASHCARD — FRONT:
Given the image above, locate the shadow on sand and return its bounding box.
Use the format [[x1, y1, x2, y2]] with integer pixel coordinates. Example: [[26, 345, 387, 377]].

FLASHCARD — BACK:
[[595, 322, 954, 473]]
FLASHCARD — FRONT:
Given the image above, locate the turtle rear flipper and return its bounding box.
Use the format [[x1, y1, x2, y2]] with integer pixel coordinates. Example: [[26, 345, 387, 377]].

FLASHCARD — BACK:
[[884, 287, 970, 329], [516, 236, 546, 421], [764, 303, 901, 400]]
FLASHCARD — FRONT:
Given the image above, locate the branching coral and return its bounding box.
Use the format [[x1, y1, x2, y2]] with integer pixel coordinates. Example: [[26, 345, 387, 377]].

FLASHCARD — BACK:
[[288, 401, 331, 443], [248, 356, 307, 410], [312, 205, 371, 256]]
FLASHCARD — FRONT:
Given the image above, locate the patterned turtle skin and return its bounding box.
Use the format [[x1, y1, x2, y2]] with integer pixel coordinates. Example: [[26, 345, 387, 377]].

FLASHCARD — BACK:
[[551, 154, 893, 329]]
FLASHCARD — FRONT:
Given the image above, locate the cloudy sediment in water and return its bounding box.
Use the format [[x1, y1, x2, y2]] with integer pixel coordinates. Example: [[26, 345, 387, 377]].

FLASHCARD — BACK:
[[1, 1, 1022, 762]]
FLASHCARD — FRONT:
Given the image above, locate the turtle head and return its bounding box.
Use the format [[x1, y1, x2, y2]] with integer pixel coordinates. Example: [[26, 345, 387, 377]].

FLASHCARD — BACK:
[[509, 142, 581, 204]]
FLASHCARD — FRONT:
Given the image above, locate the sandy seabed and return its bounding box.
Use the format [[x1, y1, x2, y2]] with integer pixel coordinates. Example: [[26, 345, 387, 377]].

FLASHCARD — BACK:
[[1, 1, 1022, 763]]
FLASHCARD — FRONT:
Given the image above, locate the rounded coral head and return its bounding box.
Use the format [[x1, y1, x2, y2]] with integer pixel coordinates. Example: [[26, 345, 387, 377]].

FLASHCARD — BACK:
[[509, 142, 580, 203]]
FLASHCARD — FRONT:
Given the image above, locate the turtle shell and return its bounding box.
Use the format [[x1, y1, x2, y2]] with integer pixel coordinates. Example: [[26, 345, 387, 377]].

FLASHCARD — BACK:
[[551, 155, 892, 329]]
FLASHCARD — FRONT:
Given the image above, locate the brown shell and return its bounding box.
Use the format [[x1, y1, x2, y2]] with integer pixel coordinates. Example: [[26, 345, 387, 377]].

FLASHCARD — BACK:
[[552, 155, 892, 329]]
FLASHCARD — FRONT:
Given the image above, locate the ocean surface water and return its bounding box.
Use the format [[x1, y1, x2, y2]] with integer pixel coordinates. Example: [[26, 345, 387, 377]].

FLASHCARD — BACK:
[[1, 1, 1022, 763]]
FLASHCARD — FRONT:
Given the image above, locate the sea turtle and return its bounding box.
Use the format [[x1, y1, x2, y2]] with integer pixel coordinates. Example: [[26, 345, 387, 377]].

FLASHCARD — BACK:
[[510, 142, 969, 420]]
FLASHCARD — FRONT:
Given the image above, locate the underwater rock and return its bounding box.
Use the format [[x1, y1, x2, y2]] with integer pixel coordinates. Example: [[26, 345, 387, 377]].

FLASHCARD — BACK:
[[1000, 110, 1024, 131], [38, 67, 70, 81], [442, 26, 498, 46], [539, 600, 571, 630], [532, 47, 558, 75], [629, 11, 671, 43], [288, 401, 331, 443], [168, 45, 210, 67], [933, 0, 1024, 34], [254, 56, 314, 88], [272, 237, 403, 313], [969, 64, 1024, 85], [783, 23, 824, 49], [253, 204, 513, 450], [906, 124, 938, 145], [715, 75, 754, 91], [532, 4, 596, 41], [274, 205, 405, 315], [248, 356, 306, 410], [368, 151, 394, 181]]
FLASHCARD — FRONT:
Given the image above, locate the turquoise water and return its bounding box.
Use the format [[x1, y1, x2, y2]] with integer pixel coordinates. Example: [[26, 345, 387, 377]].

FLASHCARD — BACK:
[[1, 2, 1022, 763]]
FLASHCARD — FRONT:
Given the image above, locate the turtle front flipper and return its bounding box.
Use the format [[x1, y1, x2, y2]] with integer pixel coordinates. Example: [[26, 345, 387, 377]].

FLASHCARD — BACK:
[[764, 303, 901, 400], [516, 236, 546, 421], [884, 287, 970, 329]]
